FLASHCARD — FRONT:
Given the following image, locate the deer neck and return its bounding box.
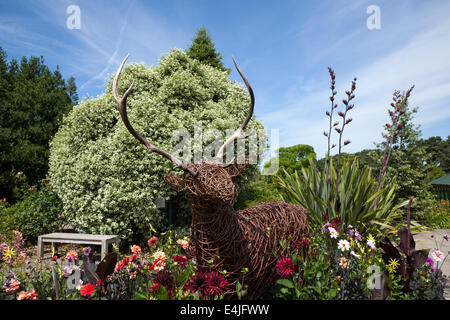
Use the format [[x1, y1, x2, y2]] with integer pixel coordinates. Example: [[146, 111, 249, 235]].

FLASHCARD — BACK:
[[189, 200, 236, 222]]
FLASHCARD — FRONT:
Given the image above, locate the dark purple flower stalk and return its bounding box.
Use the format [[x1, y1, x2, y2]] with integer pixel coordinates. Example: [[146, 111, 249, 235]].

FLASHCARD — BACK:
[[323, 69, 357, 211], [336, 77, 357, 162], [376, 86, 414, 193], [333, 77, 357, 200], [324, 67, 338, 208]]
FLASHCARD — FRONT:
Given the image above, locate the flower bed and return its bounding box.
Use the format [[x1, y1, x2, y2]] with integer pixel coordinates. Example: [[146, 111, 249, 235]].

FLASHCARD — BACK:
[[0, 226, 448, 300]]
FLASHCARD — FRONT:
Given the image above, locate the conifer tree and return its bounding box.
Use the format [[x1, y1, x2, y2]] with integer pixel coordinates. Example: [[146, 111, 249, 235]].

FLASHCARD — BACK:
[[187, 28, 231, 74]]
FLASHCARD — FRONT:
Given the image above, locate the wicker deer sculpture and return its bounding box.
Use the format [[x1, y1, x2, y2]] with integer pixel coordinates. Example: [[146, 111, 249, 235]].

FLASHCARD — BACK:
[[113, 55, 309, 299]]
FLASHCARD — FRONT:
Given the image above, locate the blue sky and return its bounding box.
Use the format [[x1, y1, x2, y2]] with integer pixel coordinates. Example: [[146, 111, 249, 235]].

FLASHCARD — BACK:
[[1, 0, 449, 159]]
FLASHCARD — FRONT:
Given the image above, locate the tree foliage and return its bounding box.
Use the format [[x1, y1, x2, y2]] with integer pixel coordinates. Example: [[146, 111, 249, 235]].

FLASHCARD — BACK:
[[265, 144, 316, 175], [187, 28, 230, 74], [417, 136, 450, 173], [0, 47, 77, 203], [48, 50, 266, 242], [236, 144, 316, 210]]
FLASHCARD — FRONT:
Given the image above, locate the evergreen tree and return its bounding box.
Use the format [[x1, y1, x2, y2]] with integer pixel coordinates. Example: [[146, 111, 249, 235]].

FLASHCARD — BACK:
[[0, 47, 78, 203], [187, 28, 231, 73]]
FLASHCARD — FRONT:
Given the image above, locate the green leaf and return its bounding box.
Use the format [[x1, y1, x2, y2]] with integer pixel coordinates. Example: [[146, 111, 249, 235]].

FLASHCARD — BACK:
[[326, 288, 338, 299], [276, 278, 295, 289], [132, 292, 148, 300]]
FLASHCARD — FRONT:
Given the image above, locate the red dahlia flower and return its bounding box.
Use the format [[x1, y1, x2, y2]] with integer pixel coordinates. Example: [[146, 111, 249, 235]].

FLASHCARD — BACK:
[[205, 272, 229, 298], [80, 283, 95, 296], [276, 257, 295, 278]]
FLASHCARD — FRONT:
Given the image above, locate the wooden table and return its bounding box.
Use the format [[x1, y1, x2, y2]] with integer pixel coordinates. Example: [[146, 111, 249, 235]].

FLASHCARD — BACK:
[[37, 233, 119, 260]]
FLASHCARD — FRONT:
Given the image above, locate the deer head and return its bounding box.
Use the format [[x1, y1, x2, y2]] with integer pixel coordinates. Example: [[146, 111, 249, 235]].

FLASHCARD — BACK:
[[113, 55, 255, 206]]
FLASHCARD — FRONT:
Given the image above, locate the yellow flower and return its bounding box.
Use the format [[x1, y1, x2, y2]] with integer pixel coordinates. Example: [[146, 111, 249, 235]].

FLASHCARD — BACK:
[[4, 248, 15, 257], [387, 258, 400, 273], [388, 258, 399, 269]]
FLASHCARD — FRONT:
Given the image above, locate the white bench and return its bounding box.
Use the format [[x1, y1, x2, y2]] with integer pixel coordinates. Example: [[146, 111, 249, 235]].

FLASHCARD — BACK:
[[37, 233, 119, 261]]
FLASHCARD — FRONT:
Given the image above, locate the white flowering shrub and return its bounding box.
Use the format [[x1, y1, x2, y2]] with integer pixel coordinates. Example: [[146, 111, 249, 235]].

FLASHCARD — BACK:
[[48, 49, 266, 242]]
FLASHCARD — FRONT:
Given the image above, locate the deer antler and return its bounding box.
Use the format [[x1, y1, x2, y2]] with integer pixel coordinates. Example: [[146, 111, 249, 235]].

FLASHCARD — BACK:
[[113, 54, 197, 177], [213, 57, 255, 164]]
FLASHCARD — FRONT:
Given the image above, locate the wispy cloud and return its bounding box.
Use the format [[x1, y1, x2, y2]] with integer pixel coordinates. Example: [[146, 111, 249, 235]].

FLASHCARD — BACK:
[[78, 0, 134, 90]]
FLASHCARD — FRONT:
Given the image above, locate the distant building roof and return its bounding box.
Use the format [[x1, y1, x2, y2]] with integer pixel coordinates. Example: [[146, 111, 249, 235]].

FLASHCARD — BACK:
[[428, 173, 450, 186]]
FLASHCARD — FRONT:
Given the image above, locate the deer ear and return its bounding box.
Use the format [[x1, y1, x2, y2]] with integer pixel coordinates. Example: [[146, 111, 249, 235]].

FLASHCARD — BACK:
[[223, 157, 250, 177], [164, 173, 185, 192]]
